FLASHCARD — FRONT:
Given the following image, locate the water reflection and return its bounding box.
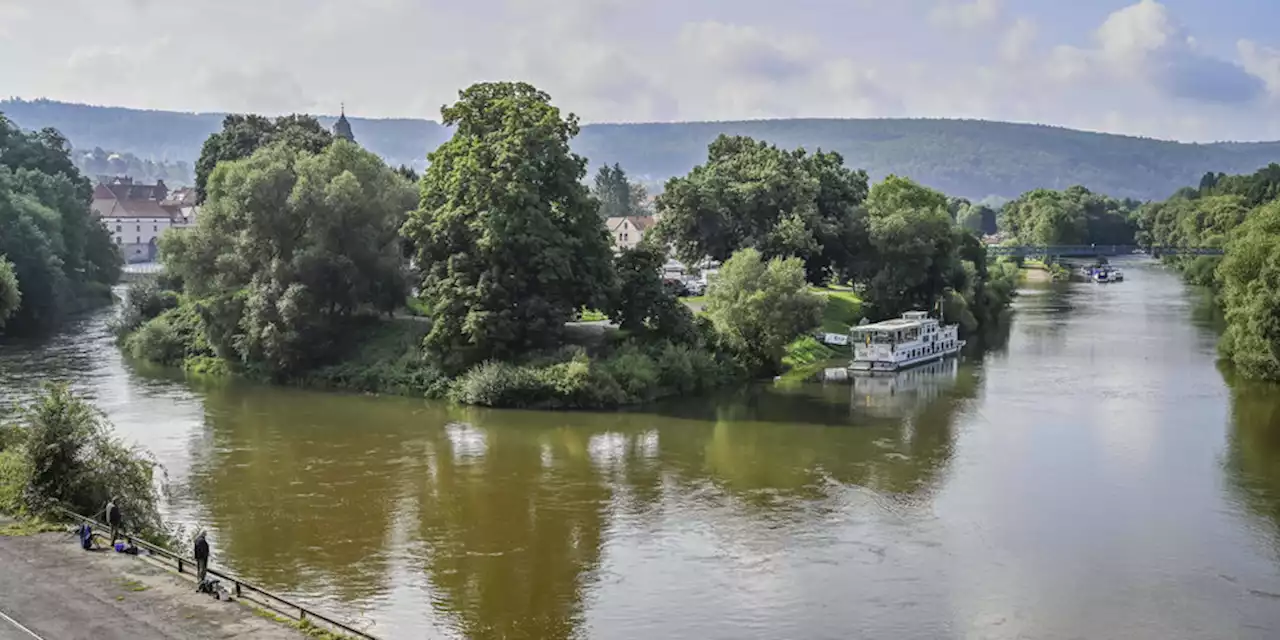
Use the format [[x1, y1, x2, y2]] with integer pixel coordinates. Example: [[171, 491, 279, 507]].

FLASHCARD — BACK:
[[10, 263, 1280, 639], [1224, 371, 1280, 553], [171, 360, 980, 639]]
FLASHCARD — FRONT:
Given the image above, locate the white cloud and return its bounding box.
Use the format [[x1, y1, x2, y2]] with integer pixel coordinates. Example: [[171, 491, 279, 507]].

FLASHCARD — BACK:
[[929, 0, 1002, 30], [1238, 40, 1280, 98], [1, 0, 1279, 142], [1000, 18, 1038, 63]]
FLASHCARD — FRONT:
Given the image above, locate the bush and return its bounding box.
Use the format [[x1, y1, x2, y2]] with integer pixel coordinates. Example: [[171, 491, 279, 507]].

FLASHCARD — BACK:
[[450, 361, 550, 408], [0, 448, 29, 515], [12, 384, 167, 538], [114, 279, 179, 337], [123, 303, 216, 369]]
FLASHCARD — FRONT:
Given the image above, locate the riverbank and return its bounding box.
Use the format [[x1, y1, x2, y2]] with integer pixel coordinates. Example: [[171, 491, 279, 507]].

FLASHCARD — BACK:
[[0, 517, 307, 640]]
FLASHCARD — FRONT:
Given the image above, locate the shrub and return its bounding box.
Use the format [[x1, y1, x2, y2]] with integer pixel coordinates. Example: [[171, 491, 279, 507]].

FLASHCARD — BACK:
[[0, 448, 29, 515], [123, 303, 214, 368], [114, 278, 179, 336], [601, 346, 660, 401], [14, 384, 167, 538], [450, 361, 549, 408]]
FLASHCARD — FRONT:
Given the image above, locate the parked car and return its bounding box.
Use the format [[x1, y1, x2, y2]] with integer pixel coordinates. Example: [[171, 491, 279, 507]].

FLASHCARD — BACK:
[[683, 278, 706, 296], [663, 278, 690, 297]]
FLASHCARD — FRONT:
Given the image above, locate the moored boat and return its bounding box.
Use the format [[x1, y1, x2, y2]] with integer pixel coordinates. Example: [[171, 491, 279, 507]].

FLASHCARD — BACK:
[[850, 311, 965, 374]]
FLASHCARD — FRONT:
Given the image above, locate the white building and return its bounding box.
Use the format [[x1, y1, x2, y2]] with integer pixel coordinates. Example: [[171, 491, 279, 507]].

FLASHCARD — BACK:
[[605, 215, 655, 251], [91, 178, 196, 263]]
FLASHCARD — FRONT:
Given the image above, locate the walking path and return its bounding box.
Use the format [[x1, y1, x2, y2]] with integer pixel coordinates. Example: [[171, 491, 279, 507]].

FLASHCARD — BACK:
[[0, 519, 304, 640]]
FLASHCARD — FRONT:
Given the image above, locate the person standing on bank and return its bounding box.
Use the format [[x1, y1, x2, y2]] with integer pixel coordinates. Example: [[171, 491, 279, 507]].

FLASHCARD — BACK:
[[194, 531, 210, 585], [106, 497, 122, 545]]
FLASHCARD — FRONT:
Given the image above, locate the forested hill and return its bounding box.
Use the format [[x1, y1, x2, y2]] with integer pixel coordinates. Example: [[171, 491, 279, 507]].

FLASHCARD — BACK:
[[6, 98, 1280, 201]]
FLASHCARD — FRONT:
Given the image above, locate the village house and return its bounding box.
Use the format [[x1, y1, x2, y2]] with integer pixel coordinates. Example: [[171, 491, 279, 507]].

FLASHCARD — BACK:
[[606, 215, 656, 251], [91, 177, 197, 263]]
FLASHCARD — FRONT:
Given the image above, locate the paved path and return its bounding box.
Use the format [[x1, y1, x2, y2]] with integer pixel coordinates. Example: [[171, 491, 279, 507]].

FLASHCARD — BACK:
[[0, 521, 305, 640]]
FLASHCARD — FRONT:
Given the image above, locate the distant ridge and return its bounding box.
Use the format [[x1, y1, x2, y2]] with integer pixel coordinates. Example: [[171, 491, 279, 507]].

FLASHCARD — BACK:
[[6, 98, 1280, 201]]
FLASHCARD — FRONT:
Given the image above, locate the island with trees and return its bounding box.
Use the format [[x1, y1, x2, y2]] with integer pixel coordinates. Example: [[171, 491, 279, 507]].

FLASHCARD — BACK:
[[103, 81, 1023, 409]]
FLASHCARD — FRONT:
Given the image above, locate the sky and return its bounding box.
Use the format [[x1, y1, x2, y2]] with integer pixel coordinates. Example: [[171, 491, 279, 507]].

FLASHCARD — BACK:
[[3, 0, 1280, 142]]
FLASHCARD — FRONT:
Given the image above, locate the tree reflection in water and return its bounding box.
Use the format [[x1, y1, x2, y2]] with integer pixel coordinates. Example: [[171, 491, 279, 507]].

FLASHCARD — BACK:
[[184, 359, 983, 639]]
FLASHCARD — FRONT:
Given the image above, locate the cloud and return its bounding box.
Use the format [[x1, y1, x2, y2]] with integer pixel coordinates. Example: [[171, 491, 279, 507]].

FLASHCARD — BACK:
[[1, 0, 1279, 142], [929, 0, 1002, 30], [1238, 40, 1280, 98], [1000, 18, 1037, 63], [1037, 0, 1263, 106], [1090, 0, 1263, 103]]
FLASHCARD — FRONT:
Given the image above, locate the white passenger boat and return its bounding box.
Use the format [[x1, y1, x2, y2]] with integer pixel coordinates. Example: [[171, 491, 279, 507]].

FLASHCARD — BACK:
[[850, 311, 965, 374]]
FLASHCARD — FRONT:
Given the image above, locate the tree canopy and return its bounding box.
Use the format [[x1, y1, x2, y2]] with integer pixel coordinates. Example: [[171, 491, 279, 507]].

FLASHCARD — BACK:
[[703, 248, 824, 374], [164, 140, 415, 376], [194, 114, 334, 203], [653, 135, 869, 284], [859, 176, 959, 317], [592, 163, 648, 219], [999, 186, 1137, 246], [403, 81, 616, 370], [0, 256, 19, 329], [0, 114, 120, 335], [1217, 200, 1280, 381]]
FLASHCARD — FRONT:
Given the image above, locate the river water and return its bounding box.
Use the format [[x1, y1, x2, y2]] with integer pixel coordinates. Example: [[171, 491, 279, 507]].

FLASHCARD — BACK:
[[3, 259, 1280, 639]]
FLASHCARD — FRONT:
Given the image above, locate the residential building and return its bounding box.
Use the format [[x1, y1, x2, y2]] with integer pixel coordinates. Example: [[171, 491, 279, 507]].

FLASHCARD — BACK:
[[606, 215, 655, 251], [91, 177, 196, 263]]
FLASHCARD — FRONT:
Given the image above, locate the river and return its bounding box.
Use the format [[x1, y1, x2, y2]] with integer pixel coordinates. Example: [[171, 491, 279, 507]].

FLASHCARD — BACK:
[[3, 259, 1280, 639]]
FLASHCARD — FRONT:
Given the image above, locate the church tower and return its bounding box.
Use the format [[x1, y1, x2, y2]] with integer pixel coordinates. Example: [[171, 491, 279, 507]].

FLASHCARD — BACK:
[[333, 104, 355, 143]]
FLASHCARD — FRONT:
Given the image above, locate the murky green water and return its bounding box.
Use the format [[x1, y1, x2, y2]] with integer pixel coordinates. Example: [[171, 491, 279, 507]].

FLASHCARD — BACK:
[[4, 260, 1280, 639]]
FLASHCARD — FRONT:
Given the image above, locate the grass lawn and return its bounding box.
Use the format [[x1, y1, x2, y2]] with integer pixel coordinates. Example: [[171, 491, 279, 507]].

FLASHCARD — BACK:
[[812, 287, 864, 334]]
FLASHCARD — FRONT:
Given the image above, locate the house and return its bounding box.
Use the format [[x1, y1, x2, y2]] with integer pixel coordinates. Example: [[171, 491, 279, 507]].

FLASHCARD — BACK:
[[91, 177, 196, 263], [606, 216, 656, 250]]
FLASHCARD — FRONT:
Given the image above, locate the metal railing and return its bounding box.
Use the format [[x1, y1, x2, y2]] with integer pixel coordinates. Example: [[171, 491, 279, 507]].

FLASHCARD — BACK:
[[55, 507, 378, 640], [984, 244, 1225, 257]]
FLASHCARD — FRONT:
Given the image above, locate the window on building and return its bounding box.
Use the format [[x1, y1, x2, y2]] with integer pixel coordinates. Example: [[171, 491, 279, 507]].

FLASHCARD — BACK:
[[136, 225, 141, 232], [116, 237, 122, 245], [136, 236, 140, 244], [153, 225, 158, 232], [116, 224, 121, 232]]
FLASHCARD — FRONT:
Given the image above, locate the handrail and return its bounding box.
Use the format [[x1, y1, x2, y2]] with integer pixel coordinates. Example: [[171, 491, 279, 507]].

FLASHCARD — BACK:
[[54, 507, 378, 640]]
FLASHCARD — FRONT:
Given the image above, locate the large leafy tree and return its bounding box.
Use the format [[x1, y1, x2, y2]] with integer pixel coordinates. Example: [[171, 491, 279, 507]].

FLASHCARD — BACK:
[[194, 114, 334, 203], [704, 248, 824, 374], [0, 115, 119, 336], [164, 140, 415, 376], [403, 82, 616, 370], [1000, 186, 1136, 246], [592, 163, 647, 219], [652, 135, 868, 284], [608, 243, 694, 340], [1217, 200, 1280, 381], [860, 176, 958, 318]]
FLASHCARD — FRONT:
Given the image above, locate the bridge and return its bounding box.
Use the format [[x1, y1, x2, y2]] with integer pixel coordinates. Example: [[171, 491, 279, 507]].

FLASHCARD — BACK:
[[984, 245, 1224, 258]]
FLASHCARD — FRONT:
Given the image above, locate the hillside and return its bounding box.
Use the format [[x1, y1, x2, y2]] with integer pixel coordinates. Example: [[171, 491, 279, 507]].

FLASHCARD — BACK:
[[6, 98, 1280, 201]]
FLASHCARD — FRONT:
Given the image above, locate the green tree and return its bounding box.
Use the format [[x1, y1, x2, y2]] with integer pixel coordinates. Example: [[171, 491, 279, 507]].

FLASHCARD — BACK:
[[164, 140, 415, 376], [0, 115, 119, 336], [861, 176, 957, 317], [958, 203, 998, 235], [593, 164, 632, 219], [0, 256, 19, 329], [194, 114, 333, 203], [15, 384, 166, 537], [608, 244, 694, 340], [403, 82, 616, 370], [1217, 200, 1280, 381], [704, 248, 824, 374], [653, 136, 868, 284]]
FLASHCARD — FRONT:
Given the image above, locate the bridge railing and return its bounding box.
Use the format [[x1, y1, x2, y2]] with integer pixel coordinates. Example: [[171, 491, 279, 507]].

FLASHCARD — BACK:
[[55, 507, 378, 640], [984, 245, 1224, 257]]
